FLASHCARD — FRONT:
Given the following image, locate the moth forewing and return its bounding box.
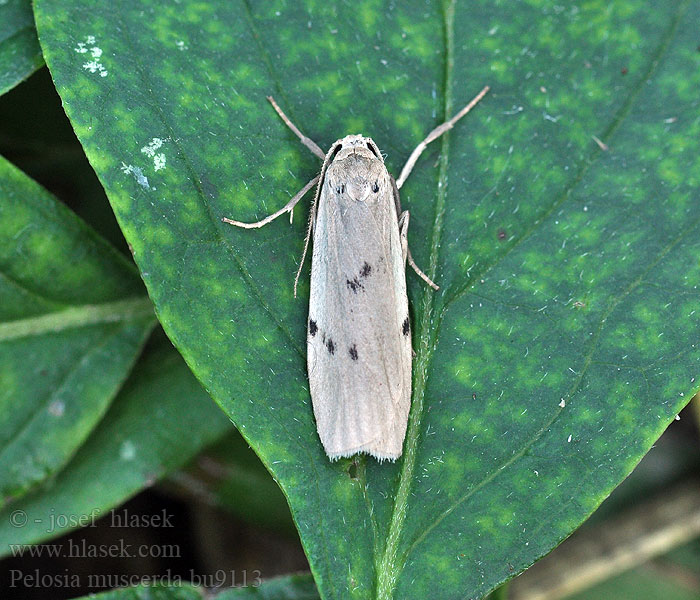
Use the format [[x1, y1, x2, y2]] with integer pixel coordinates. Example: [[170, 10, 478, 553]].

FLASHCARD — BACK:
[[307, 135, 412, 461]]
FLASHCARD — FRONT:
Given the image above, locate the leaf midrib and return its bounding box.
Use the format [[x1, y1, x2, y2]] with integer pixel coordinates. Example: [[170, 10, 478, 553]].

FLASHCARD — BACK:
[[0, 321, 149, 503], [0, 296, 154, 342], [400, 208, 700, 565], [374, 1, 458, 598], [0, 23, 35, 49], [380, 0, 690, 592]]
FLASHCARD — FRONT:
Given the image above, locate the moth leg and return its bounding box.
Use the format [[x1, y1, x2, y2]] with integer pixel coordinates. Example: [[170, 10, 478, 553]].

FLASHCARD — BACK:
[[408, 248, 439, 290], [267, 96, 325, 160], [222, 175, 319, 229], [398, 211, 439, 290], [395, 85, 490, 189]]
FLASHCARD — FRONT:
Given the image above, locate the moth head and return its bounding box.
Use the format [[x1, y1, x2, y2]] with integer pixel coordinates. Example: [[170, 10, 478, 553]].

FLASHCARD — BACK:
[[325, 137, 388, 203], [324, 136, 387, 203], [329, 135, 384, 163]]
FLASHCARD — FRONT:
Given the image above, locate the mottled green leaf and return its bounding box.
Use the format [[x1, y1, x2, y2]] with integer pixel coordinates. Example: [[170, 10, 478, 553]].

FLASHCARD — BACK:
[[0, 338, 231, 553], [0, 0, 43, 95], [0, 155, 154, 505], [74, 574, 319, 600], [34, 1, 700, 599]]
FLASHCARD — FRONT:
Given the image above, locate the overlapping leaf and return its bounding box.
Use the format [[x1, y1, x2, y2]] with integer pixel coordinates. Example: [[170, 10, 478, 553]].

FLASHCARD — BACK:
[[0, 339, 231, 553], [0, 156, 154, 505], [0, 0, 43, 95]]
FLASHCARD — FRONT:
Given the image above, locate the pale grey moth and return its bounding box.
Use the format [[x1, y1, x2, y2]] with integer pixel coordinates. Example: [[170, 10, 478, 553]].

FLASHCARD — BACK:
[[223, 87, 489, 461]]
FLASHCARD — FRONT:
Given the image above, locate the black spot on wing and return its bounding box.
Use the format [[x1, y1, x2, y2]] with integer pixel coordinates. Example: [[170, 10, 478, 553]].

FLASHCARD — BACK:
[[349, 344, 358, 361], [326, 338, 335, 354], [309, 319, 318, 337], [347, 263, 372, 292], [346, 277, 364, 293], [402, 317, 410, 336], [335, 183, 346, 194]]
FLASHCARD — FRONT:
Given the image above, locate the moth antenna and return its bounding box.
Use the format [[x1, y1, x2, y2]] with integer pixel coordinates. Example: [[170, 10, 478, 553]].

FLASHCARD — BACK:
[[294, 140, 343, 297], [294, 196, 316, 297], [396, 85, 489, 189]]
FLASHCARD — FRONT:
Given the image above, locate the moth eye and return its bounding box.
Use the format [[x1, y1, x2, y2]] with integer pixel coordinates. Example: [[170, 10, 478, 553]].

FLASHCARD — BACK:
[[366, 142, 380, 158], [336, 184, 346, 194], [371, 181, 379, 193]]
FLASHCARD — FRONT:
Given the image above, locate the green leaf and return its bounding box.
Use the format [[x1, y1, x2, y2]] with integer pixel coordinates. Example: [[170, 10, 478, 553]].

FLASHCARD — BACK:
[[214, 574, 319, 600], [34, 1, 700, 599], [0, 0, 43, 95], [71, 574, 319, 600], [0, 155, 155, 506], [0, 337, 231, 553]]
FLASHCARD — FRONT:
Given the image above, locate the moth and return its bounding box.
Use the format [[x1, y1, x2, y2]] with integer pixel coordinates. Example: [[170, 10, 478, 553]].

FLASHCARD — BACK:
[[223, 87, 489, 461]]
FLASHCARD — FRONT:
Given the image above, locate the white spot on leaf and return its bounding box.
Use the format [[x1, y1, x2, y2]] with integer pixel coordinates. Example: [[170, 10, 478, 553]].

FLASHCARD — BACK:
[[141, 138, 168, 171], [48, 401, 65, 417], [75, 35, 107, 77], [141, 137, 164, 157], [121, 162, 151, 189], [120, 440, 136, 461]]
